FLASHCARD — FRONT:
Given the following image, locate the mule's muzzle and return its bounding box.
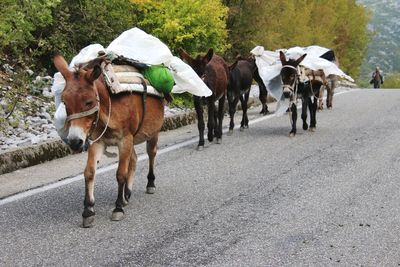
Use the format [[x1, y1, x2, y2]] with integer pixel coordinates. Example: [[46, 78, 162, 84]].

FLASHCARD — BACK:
[[283, 86, 292, 98], [68, 137, 85, 152]]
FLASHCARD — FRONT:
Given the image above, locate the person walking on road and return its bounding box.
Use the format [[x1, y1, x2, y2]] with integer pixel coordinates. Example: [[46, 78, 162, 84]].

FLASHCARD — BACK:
[[370, 66, 384, 89]]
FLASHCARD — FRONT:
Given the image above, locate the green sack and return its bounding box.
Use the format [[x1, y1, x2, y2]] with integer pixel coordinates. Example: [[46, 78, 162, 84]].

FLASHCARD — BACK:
[[142, 65, 174, 94]]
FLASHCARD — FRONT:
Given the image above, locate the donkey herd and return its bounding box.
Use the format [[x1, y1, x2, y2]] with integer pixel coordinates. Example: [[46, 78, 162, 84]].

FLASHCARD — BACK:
[[54, 45, 338, 227]]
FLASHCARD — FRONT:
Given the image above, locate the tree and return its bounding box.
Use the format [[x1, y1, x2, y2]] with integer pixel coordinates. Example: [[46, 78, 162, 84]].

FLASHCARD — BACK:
[[223, 0, 370, 77], [332, 0, 370, 77], [131, 0, 229, 55], [0, 0, 60, 64], [40, 0, 137, 68]]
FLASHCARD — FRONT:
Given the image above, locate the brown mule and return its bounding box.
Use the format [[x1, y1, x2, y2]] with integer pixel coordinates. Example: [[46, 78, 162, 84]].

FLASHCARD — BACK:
[[179, 48, 229, 150], [53, 55, 165, 227]]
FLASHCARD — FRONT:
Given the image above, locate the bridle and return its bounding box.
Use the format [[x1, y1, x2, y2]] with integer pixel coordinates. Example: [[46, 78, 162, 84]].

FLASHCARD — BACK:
[[64, 86, 112, 147], [281, 64, 301, 126], [281, 64, 300, 104]]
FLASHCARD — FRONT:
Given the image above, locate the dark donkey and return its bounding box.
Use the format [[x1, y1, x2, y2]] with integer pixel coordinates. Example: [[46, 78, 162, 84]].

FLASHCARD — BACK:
[[54, 54, 165, 227], [279, 51, 323, 137], [227, 56, 255, 134], [179, 48, 229, 150]]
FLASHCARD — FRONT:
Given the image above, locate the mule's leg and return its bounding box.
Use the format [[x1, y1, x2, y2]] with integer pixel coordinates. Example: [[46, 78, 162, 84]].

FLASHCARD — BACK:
[[213, 105, 218, 139], [310, 96, 318, 131], [327, 79, 335, 109], [240, 90, 250, 130], [193, 95, 205, 150], [112, 136, 134, 221], [326, 86, 332, 109], [123, 148, 137, 206], [318, 85, 325, 110], [228, 95, 239, 135], [215, 95, 225, 144], [301, 97, 309, 131], [289, 103, 297, 137], [206, 97, 216, 143], [257, 81, 269, 115], [146, 134, 158, 194], [82, 142, 104, 228]]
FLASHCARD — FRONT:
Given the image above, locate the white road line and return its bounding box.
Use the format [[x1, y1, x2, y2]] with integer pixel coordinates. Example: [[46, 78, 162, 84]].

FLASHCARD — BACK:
[[0, 89, 358, 206]]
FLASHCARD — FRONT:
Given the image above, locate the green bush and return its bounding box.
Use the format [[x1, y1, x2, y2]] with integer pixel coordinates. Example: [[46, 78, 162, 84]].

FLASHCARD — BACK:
[[169, 93, 194, 109], [0, 0, 59, 66], [382, 73, 400, 89], [36, 0, 138, 70], [132, 0, 229, 55], [0, 0, 229, 70]]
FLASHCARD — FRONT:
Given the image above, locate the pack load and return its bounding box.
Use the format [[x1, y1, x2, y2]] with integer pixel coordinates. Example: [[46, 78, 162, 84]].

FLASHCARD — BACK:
[[142, 65, 175, 94]]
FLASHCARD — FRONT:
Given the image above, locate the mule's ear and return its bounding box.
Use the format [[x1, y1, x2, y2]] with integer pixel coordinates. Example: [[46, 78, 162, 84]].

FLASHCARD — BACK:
[[85, 65, 102, 83], [53, 54, 72, 79], [205, 48, 214, 62], [179, 48, 194, 65], [295, 53, 307, 66], [279, 51, 287, 64]]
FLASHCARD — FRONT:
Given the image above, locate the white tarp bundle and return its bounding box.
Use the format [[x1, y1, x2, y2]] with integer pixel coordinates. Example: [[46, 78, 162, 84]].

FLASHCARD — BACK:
[[53, 28, 212, 98], [286, 46, 354, 82], [52, 27, 212, 140], [250, 45, 354, 116]]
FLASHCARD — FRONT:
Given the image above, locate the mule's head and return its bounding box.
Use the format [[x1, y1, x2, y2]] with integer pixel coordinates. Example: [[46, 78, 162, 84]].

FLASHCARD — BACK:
[[53, 54, 102, 152], [179, 48, 214, 77], [279, 51, 307, 98]]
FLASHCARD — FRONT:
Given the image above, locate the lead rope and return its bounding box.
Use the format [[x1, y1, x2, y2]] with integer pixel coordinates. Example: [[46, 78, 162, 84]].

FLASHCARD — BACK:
[[88, 94, 112, 145]]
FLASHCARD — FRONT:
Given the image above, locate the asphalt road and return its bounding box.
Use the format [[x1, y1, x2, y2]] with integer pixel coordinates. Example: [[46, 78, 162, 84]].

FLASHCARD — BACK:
[[1, 88, 400, 266]]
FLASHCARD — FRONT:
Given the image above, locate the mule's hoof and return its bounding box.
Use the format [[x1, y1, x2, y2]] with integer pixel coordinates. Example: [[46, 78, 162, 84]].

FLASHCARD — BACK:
[[82, 216, 95, 228], [328, 107, 333, 110], [216, 138, 222, 144], [289, 132, 295, 137], [309, 127, 316, 132], [197, 145, 204, 151], [111, 210, 125, 221], [303, 124, 308, 130], [146, 187, 156, 194], [240, 127, 244, 132], [227, 129, 233, 136]]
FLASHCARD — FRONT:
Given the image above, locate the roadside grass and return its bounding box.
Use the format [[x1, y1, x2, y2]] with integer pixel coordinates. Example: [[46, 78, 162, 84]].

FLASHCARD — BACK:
[[382, 72, 400, 89]]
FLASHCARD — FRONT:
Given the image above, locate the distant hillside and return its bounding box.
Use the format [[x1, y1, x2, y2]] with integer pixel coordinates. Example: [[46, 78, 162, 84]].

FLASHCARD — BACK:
[[357, 0, 400, 78]]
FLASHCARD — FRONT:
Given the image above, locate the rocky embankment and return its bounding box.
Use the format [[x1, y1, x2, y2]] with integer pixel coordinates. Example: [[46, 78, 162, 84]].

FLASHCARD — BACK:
[[0, 74, 56, 151]]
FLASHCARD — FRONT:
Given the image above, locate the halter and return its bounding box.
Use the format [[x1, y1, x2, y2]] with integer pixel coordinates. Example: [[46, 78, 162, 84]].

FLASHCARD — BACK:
[[281, 65, 300, 103], [281, 65, 300, 126], [64, 87, 112, 146], [65, 96, 100, 123]]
